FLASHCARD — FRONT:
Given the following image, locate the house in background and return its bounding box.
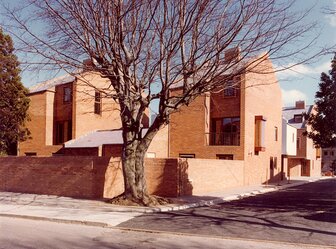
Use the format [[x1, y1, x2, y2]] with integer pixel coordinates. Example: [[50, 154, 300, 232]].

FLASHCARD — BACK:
[[169, 52, 283, 185], [18, 71, 149, 156], [282, 101, 321, 177], [281, 118, 297, 180], [322, 147, 336, 174]]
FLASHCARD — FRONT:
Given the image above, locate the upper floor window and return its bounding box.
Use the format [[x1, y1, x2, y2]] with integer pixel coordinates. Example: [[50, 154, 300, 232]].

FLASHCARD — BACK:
[[294, 114, 303, 123], [63, 86, 72, 103], [224, 80, 236, 97], [94, 91, 102, 115]]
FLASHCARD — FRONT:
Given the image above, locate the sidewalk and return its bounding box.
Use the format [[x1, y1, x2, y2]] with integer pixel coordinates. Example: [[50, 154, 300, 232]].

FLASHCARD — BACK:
[[0, 176, 329, 227]]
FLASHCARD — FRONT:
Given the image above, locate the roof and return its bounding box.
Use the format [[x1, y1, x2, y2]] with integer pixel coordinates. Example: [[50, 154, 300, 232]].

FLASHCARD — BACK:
[[64, 129, 149, 148], [28, 74, 76, 94], [282, 105, 313, 129]]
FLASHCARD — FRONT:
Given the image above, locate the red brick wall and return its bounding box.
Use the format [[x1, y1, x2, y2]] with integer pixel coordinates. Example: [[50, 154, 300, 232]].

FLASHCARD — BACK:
[[0, 156, 109, 199], [102, 144, 123, 158], [0, 156, 248, 199], [61, 147, 99, 156]]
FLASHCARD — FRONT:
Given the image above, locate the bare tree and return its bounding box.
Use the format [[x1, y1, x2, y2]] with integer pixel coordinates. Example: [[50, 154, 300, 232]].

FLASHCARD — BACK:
[[1, 0, 327, 204]]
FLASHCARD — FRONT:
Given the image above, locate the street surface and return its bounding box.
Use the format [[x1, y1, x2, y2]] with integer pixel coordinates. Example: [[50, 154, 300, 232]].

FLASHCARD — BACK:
[[119, 178, 336, 247], [0, 178, 335, 248], [0, 216, 332, 249]]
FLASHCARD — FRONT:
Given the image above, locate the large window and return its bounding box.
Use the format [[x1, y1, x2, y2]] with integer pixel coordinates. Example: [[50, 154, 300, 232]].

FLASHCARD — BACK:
[[94, 91, 102, 115], [55, 121, 72, 145], [210, 117, 240, 146]]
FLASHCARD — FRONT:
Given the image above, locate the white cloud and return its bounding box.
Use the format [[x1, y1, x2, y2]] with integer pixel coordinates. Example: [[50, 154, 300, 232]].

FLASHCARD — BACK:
[[282, 89, 307, 107], [325, 0, 336, 27], [276, 61, 330, 80]]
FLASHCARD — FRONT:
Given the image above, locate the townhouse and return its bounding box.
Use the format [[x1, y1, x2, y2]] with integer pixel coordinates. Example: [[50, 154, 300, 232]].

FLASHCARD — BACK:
[[169, 53, 284, 185], [282, 101, 321, 177], [18, 71, 148, 156]]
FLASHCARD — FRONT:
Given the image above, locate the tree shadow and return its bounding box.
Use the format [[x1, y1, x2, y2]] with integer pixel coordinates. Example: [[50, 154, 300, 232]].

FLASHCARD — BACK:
[[118, 179, 336, 246]]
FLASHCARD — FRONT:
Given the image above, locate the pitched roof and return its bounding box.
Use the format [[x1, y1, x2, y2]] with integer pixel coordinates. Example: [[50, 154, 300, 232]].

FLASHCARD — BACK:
[[282, 105, 313, 129], [28, 74, 76, 94], [64, 129, 149, 148]]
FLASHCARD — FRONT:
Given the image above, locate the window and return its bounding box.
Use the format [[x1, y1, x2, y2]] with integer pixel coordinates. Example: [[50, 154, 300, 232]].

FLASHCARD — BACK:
[[94, 91, 102, 115], [297, 137, 300, 149], [56, 122, 64, 144], [224, 80, 236, 97], [25, 152, 37, 156], [292, 133, 295, 143], [55, 121, 72, 145], [294, 114, 303, 123], [274, 126, 278, 141], [331, 151, 334, 156], [179, 153, 195, 158], [216, 154, 233, 160], [63, 86, 72, 103], [210, 117, 240, 146], [255, 115, 266, 152], [324, 151, 328, 156]]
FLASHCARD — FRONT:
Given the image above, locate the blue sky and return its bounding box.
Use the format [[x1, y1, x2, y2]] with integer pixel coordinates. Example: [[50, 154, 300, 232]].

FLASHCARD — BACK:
[[1, 0, 335, 108], [276, 0, 336, 107]]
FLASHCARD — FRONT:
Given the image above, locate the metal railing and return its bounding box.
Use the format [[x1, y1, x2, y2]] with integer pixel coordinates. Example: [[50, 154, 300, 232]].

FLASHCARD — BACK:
[[206, 132, 240, 146]]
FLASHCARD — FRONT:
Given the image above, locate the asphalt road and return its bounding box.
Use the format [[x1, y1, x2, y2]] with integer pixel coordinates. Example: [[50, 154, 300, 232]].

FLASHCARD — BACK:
[[118, 178, 336, 247], [1, 217, 332, 249]]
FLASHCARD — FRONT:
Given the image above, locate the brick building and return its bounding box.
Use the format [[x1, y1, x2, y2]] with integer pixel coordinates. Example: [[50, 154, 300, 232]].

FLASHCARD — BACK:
[[18, 71, 149, 156], [282, 101, 321, 177], [169, 54, 284, 185]]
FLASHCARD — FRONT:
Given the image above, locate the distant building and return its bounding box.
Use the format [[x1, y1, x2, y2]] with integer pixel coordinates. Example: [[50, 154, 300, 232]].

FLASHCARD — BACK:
[[282, 101, 321, 177]]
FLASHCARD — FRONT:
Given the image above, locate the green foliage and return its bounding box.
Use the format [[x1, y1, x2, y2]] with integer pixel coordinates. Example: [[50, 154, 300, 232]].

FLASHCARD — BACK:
[[0, 28, 30, 155], [305, 53, 336, 148]]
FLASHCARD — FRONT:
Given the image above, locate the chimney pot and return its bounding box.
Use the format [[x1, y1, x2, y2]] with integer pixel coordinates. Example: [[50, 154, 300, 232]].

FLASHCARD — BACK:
[[295, 100, 305, 109]]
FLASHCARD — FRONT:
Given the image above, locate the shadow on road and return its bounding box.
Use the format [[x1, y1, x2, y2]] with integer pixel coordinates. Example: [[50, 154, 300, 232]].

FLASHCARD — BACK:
[[118, 179, 336, 246]]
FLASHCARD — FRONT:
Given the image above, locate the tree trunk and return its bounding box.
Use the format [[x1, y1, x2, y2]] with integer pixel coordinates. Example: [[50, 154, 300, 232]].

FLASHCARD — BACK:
[[121, 138, 149, 204], [120, 117, 162, 205]]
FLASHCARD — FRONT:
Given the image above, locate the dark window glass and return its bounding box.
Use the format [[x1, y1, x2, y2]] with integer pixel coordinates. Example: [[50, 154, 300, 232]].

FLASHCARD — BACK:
[[56, 122, 64, 144], [216, 154, 233, 160], [63, 87, 72, 102], [224, 80, 236, 97], [210, 117, 240, 146], [94, 91, 102, 114], [294, 114, 303, 123]]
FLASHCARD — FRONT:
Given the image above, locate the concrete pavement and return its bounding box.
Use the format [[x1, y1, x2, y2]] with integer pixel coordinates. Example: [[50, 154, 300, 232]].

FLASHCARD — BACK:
[[0, 176, 330, 227]]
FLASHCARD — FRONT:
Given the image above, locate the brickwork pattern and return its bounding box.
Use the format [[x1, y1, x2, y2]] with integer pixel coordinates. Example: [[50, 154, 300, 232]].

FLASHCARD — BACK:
[[0, 157, 248, 199]]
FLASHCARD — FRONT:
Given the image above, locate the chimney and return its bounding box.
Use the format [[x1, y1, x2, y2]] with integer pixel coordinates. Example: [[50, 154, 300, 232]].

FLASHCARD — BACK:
[[224, 47, 241, 63], [295, 100, 305, 109]]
